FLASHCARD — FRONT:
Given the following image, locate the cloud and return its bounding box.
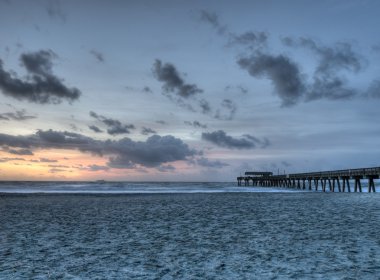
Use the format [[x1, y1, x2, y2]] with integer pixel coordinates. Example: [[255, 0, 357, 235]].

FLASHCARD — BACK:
[[141, 127, 156, 135], [366, 80, 380, 98], [283, 37, 363, 75], [184, 121, 207, 129], [228, 31, 268, 49], [282, 37, 364, 101], [142, 86, 152, 93], [199, 99, 211, 114], [0, 130, 198, 168], [0, 157, 25, 162], [202, 130, 270, 149], [215, 99, 237, 120], [152, 59, 238, 119], [48, 164, 70, 169], [238, 53, 305, 107], [89, 49, 105, 63], [88, 125, 103, 133], [107, 134, 198, 168], [156, 120, 167, 125], [195, 157, 229, 168], [87, 164, 110, 172], [156, 164, 175, 172], [201, 10, 267, 51], [225, 85, 248, 94], [47, 0, 67, 22], [202, 11, 304, 106], [307, 76, 357, 101], [153, 59, 203, 99], [49, 168, 66, 173], [90, 111, 135, 135], [3, 147, 34, 155], [0, 50, 81, 104], [242, 134, 270, 148], [0, 109, 36, 121], [200, 10, 227, 35], [39, 157, 58, 163]]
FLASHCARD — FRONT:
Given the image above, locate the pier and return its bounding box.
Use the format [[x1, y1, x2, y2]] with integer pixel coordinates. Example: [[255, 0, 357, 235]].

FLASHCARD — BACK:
[[237, 167, 380, 192]]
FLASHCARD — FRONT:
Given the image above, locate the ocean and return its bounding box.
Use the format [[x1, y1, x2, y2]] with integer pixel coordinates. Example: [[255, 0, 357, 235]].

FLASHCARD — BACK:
[[0, 182, 379, 279]]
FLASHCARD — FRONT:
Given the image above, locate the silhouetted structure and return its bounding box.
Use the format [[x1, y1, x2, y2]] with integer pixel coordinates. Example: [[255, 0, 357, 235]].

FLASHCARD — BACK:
[[237, 167, 379, 192]]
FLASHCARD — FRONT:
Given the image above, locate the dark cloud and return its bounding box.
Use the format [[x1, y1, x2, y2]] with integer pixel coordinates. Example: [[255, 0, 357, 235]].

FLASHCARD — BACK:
[[0, 130, 198, 169], [228, 31, 268, 49], [108, 135, 198, 168], [156, 120, 167, 125], [195, 157, 229, 168], [141, 127, 156, 135], [90, 111, 135, 135], [202, 130, 269, 149], [215, 99, 237, 120], [49, 168, 66, 173], [152, 59, 203, 98], [242, 134, 270, 148], [39, 157, 58, 163], [156, 164, 175, 172], [307, 76, 357, 101], [366, 80, 380, 98], [0, 50, 81, 104], [238, 53, 305, 107], [204, 14, 303, 107], [0, 109, 36, 121], [152, 59, 239, 119], [0, 157, 25, 162], [3, 147, 34, 155], [198, 99, 211, 114], [283, 37, 363, 74], [87, 164, 110, 172], [48, 164, 69, 168], [142, 86, 152, 93], [89, 49, 105, 63], [47, 0, 67, 22], [225, 85, 248, 94], [200, 10, 227, 35], [88, 125, 103, 133], [184, 121, 207, 129], [282, 37, 364, 101]]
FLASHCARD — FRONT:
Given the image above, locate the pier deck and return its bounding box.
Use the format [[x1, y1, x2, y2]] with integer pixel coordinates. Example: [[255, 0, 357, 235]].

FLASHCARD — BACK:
[[237, 167, 380, 192]]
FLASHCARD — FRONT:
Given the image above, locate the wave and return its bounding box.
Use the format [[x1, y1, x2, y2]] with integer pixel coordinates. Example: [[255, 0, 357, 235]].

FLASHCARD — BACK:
[[0, 181, 302, 194]]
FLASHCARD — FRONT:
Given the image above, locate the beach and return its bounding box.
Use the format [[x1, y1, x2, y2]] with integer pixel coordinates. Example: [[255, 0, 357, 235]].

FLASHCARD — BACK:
[[1, 189, 379, 279]]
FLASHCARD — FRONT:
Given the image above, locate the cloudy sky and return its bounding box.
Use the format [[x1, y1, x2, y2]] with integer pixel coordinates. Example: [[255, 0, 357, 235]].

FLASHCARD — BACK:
[[1, 0, 380, 181]]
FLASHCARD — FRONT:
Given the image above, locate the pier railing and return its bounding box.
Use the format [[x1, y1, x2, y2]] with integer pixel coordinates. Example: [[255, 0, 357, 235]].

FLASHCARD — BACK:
[[237, 167, 380, 192]]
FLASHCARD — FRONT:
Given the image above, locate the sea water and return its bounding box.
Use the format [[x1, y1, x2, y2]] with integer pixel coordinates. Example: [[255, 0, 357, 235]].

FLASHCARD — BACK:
[[0, 182, 379, 279]]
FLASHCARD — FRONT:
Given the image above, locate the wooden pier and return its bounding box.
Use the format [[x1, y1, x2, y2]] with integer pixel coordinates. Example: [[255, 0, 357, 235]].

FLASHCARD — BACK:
[[237, 167, 380, 192]]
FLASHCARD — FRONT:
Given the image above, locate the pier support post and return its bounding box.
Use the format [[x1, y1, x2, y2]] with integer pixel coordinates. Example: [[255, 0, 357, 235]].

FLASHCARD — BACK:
[[335, 178, 341, 192], [314, 178, 319, 191], [354, 177, 362, 192], [341, 177, 350, 192], [368, 176, 377, 192], [322, 178, 326, 192]]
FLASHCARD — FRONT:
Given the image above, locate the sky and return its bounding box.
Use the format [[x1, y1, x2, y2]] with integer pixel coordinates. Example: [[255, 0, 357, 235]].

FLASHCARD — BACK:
[[1, 0, 380, 181]]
